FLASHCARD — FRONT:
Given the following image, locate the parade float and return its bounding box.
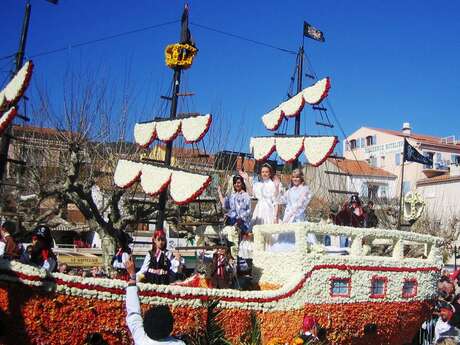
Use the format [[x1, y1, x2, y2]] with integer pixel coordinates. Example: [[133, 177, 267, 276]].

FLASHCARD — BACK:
[[0, 6, 443, 345]]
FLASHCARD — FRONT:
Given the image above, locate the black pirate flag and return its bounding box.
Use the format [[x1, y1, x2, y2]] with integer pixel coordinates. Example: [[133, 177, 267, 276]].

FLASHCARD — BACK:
[[303, 21, 325, 42]]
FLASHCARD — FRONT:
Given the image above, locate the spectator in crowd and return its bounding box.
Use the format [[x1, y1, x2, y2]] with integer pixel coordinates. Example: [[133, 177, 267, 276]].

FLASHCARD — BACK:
[[137, 229, 171, 285], [239, 163, 280, 226], [436, 337, 458, 344], [58, 263, 69, 274], [364, 201, 378, 228], [434, 303, 458, 343], [169, 250, 185, 282], [211, 245, 234, 289], [112, 245, 131, 280], [125, 256, 185, 344], [217, 175, 252, 234], [84, 332, 108, 345], [26, 226, 57, 273], [299, 315, 320, 344], [0, 221, 20, 260]]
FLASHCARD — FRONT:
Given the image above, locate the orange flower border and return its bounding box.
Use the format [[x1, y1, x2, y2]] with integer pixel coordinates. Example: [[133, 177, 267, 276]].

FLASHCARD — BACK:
[[0, 281, 431, 345]]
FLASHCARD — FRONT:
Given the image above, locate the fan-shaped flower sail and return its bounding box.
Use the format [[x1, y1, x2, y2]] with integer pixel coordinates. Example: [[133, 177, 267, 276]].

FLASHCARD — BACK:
[[0, 107, 17, 135], [275, 137, 305, 162], [279, 92, 305, 118], [303, 136, 338, 167], [134, 122, 156, 148], [181, 114, 212, 143], [250, 137, 276, 161], [0, 61, 34, 111], [261, 107, 283, 131], [113, 160, 142, 188], [169, 170, 212, 205], [140, 164, 171, 196], [302, 77, 331, 105], [155, 119, 181, 142]]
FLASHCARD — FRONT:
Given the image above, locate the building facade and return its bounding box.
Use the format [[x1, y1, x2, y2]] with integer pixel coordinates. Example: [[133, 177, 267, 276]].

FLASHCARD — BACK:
[[343, 123, 460, 197]]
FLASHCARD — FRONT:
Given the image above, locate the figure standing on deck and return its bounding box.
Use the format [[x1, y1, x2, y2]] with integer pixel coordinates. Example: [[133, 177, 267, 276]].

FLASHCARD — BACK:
[[217, 175, 252, 233], [239, 163, 280, 226], [137, 229, 171, 285]]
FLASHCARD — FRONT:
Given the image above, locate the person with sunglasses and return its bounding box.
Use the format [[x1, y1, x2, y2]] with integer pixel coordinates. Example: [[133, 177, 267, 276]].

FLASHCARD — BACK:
[[137, 229, 171, 285]]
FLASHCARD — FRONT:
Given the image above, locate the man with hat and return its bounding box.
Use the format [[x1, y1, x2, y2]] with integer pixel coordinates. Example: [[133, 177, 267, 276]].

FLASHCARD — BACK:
[[29, 225, 57, 272]]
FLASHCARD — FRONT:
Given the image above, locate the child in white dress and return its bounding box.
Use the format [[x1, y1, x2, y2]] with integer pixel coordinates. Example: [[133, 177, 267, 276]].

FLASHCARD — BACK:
[[239, 163, 280, 226]]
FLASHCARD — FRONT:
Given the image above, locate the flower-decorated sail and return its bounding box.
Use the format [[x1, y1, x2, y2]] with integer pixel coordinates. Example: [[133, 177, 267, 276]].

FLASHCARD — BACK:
[[261, 107, 283, 131], [169, 170, 212, 205], [0, 60, 34, 112], [275, 137, 305, 162], [181, 113, 212, 143], [140, 164, 171, 196], [134, 122, 156, 148], [133, 114, 212, 147], [250, 135, 338, 167], [250, 137, 276, 161], [0, 107, 17, 135], [155, 119, 182, 142], [261, 78, 331, 131], [113, 160, 142, 188], [113, 160, 211, 205], [303, 136, 338, 167]]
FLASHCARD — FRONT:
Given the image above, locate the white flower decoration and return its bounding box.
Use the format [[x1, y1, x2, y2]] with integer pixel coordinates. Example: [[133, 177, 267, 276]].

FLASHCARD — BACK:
[[250, 137, 276, 160], [140, 164, 171, 196], [113, 159, 141, 188], [275, 137, 305, 162], [155, 119, 181, 142], [302, 77, 330, 105], [280, 92, 305, 118], [181, 114, 212, 143], [303, 136, 338, 166], [134, 122, 156, 147]]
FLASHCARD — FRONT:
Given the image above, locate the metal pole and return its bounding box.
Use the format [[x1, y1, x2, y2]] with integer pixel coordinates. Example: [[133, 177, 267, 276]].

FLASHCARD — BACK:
[[156, 68, 181, 230], [0, 1, 31, 185], [397, 141, 406, 229], [293, 46, 304, 169]]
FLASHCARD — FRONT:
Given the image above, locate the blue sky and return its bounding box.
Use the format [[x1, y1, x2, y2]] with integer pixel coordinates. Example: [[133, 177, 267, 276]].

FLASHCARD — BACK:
[[1, 0, 459, 154]]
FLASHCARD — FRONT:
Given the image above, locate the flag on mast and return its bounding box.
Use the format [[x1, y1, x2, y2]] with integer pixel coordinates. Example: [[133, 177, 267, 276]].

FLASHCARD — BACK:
[[403, 139, 433, 165], [303, 21, 325, 42]]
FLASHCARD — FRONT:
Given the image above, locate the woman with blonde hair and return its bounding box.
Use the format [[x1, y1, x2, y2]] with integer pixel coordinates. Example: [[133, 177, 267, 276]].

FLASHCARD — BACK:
[[279, 169, 312, 224]]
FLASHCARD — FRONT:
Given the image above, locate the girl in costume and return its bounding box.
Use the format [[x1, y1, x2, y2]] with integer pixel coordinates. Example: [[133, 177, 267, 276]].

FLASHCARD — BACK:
[[217, 175, 252, 233], [137, 229, 171, 285], [239, 163, 280, 226]]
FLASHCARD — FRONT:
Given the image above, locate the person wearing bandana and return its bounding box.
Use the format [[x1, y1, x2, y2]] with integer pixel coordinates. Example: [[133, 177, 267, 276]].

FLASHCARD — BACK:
[[137, 230, 171, 285], [28, 225, 57, 273]]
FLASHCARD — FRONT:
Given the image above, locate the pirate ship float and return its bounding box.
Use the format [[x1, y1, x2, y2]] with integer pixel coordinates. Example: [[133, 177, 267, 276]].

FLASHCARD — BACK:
[[0, 6, 443, 345]]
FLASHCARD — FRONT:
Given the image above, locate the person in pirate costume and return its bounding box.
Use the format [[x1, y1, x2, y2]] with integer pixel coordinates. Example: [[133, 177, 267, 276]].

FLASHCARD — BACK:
[[28, 225, 57, 273], [137, 229, 171, 285]]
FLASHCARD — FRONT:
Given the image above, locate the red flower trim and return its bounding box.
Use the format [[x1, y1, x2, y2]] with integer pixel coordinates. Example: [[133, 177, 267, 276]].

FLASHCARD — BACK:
[[282, 96, 305, 118], [309, 136, 339, 167], [144, 174, 171, 197], [329, 276, 351, 297], [138, 130, 157, 148], [255, 144, 276, 162], [183, 115, 212, 144], [278, 140, 305, 163], [402, 278, 418, 298], [156, 122, 182, 143], [0, 264, 439, 306], [172, 175, 212, 205], [305, 77, 331, 105], [263, 109, 284, 131], [0, 107, 18, 136], [117, 170, 141, 189], [0, 61, 34, 111], [370, 275, 388, 299]]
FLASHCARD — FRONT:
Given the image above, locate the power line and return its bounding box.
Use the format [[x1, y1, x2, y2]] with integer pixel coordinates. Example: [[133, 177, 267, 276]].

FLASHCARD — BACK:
[[28, 19, 180, 59], [190, 22, 297, 55]]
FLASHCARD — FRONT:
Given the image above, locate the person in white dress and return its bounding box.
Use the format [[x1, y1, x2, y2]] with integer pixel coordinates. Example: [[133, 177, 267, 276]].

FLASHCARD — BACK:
[[239, 163, 280, 226]]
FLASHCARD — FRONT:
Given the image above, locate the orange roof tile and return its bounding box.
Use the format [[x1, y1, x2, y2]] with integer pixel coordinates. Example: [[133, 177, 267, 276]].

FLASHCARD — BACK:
[[417, 173, 460, 186], [329, 158, 396, 178]]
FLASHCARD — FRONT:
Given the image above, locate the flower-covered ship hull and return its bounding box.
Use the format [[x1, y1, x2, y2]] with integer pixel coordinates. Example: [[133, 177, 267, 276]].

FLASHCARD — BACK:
[[0, 222, 442, 345]]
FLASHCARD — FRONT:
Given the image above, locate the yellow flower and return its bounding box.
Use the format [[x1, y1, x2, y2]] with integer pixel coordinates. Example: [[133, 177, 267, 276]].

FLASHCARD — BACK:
[[291, 336, 305, 345], [267, 337, 284, 345]]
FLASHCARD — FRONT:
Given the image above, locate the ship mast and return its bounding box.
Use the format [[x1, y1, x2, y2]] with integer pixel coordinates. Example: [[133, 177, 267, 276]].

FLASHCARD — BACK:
[[156, 4, 195, 230], [293, 45, 304, 169]]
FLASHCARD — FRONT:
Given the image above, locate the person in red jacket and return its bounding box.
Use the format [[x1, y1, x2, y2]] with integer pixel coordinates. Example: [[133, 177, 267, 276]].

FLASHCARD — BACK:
[[0, 221, 20, 260]]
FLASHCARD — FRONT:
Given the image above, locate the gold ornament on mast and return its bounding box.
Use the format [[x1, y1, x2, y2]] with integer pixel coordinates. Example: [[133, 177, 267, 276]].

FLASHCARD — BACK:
[[165, 43, 198, 70]]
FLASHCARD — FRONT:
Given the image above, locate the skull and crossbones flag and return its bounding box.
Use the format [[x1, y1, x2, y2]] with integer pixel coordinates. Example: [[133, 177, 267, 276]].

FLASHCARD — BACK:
[[303, 21, 325, 42], [403, 139, 433, 165]]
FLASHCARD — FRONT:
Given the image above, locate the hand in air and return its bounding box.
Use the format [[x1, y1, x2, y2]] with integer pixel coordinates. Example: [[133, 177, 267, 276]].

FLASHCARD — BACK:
[[124, 256, 136, 276], [238, 170, 249, 180]]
